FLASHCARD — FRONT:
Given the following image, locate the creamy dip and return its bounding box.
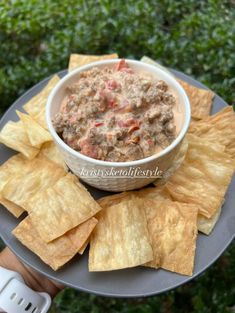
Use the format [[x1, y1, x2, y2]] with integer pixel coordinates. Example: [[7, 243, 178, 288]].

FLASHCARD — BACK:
[[53, 59, 184, 162]]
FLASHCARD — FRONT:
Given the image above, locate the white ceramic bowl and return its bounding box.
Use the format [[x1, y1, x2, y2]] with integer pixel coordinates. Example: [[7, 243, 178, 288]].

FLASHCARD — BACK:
[[46, 59, 190, 192]]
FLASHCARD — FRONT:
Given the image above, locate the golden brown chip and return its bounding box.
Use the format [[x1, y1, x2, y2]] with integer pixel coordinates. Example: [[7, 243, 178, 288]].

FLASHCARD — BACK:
[[39, 141, 67, 170], [98, 185, 171, 208], [140, 56, 173, 76], [98, 191, 134, 208], [78, 239, 90, 255], [135, 185, 172, 201], [2, 155, 66, 211], [153, 138, 189, 186], [66, 217, 98, 254], [137, 186, 222, 235], [189, 106, 235, 159], [0, 121, 39, 159], [197, 206, 222, 235], [13, 216, 98, 271], [28, 173, 102, 242], [23, 75, 60, 129], [68, 53, 118, 72], [144, 199, 198, 276], [16, 111, 52, 148], [165, 134, 234, 219], [177, 79, 214, 119], [0, 154, 27, 192], [0, 154, 29, 217], [89, 198, 153, 271], [134, 183, 221, 235], [0, 198, 24, 218]]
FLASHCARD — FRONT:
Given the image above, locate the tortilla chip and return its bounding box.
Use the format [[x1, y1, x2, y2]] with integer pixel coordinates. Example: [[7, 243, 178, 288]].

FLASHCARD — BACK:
[[0, 198, 24, 218], [16, 111, 52, 148], [23, 75, 60, 129], [135, 185, 172, 201], [2, 155, 66, 211], [0, 154, 27, 192], [98, 191, 134, 208], [68, 53, 118, 72], [0, 154, 29, 217], [197, 207, 222, 235], [153, 138, 189, 186], [137, 187, 222, 235], [0, 121, 39, 159], [78, 239, 90, 255], [39, 141, 67, 171], [13, 216, 98, 271], [140, 56, 173, 76], [144, 199, 198, 276], [177, 79, 214, 119], [134, 182, 221, 235], [89, 198, 153, 271], [28, 173, 102, 242], [98, 185, 172, 209], [165, 134, 234, 218], [189, 106, 235, 159]]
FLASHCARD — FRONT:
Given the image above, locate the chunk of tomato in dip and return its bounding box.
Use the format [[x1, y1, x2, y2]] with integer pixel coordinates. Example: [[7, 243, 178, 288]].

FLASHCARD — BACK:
[[53, 59, 183, 162]]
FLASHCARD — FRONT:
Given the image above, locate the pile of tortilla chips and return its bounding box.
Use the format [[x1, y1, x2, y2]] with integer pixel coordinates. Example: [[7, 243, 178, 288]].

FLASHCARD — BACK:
[[0, 54, 234, 276]]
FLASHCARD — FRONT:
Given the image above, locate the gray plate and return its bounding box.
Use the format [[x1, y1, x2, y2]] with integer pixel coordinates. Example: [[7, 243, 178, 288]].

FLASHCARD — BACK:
[[0, 69, 234, 298]]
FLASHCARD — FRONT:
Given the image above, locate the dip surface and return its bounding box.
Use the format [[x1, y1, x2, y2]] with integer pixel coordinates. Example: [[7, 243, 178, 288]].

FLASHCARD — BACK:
[[53, 60, 183, 162]]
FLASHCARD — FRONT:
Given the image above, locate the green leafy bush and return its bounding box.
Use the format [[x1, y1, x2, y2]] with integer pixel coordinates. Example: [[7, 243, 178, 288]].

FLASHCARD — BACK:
[[0, 0, 234, 114]]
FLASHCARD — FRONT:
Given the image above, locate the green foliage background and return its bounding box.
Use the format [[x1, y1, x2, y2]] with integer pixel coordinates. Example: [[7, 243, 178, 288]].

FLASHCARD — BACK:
[[0, 0, 234, 312], [0, 0, 235, 115]]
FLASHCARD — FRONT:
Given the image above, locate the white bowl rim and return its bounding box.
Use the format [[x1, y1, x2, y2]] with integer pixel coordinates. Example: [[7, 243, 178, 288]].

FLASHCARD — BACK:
[[46, 58, 191, 167]]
